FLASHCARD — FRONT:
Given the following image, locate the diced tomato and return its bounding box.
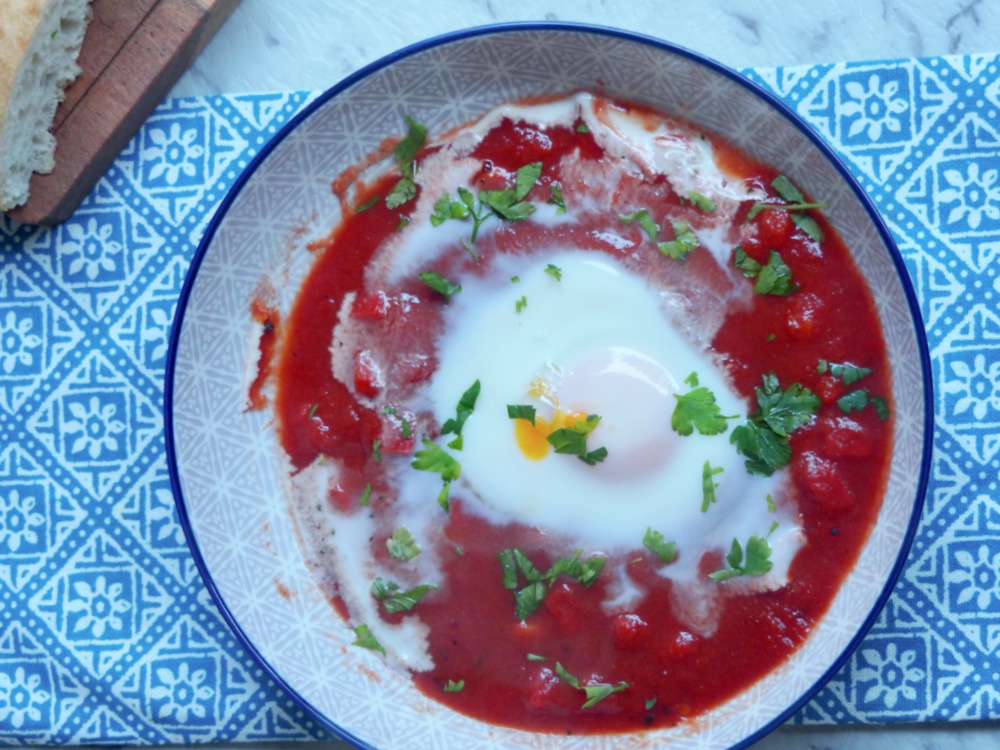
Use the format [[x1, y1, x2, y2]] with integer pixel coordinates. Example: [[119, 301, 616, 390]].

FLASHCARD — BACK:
[[354, 350, 384, 398], [611, 613, 650, 652], [351, 290, 391, 320], [823, 417, 874, 458], [795, 451, 852, 510], [395, 353, 435, 385], [542, 581, 583, 634], [813, 373, 845, 404], [658, 630, 701, 661], [786, 293, 825, 340], [756, 207, 794, 248]]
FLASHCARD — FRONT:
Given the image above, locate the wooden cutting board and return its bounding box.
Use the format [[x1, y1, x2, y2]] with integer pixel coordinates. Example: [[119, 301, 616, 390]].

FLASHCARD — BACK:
[[6, 0, 242, 226]]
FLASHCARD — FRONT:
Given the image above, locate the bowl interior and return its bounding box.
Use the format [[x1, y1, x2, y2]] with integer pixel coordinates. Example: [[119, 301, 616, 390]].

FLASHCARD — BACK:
[[167, 25, 929, 750]]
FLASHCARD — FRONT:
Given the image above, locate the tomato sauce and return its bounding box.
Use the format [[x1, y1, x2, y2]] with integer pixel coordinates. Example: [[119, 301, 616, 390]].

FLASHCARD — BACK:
[[262, 97, 892, 735]]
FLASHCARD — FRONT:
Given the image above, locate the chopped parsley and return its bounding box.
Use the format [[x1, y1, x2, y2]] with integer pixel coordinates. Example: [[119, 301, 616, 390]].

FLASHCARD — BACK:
[[546, 414, 607, 465], [411, 438, 461, 511], [576, 122, 590, 133], [730, 374, 820, 476], [498, 547, 607, 619], [386, 116, 427, 209], [708, 533, 774, 581], [688, 191, 717, 213], [431, 163, 541, 244], [702, 461, 723, 512], [371, 577, 436, 613], [645, 698, 657, 710], [817, 359, 872, 385], [359, 482, 372, 506], [548, 183, 566, 214], [443, 680, 465, 692], [419, 271, 461, 301], [872, 396, 891, 421], [527, 653, 548, 662], [372, 439, 381, 463], [837, 389, 870, 414], [734, 248, 798, 295], [544, 263, 562, 281], [671, 385, 735, 436], [747, 174, 828, 241], [515, 295, 527, 313], [355, 194, 380, 213], [351, 623, 385, 656], [440, 379, 480, 437], [554, 662, 628, 708], [657, 221, 698, 259], [506, 404, 537, 425], [307, 404, 318, 419], [386, 527, 421, 561], [642, 527, 677, 563], [619, 208, 659, 241]]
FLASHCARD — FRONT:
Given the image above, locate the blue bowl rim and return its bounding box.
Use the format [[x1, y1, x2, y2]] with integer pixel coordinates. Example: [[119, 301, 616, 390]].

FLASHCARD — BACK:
[[164, 20, 934, 750]]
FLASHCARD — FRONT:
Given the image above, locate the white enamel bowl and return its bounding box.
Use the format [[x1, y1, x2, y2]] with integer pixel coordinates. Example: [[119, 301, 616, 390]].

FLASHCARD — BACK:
[[165, 23, 932, 750]]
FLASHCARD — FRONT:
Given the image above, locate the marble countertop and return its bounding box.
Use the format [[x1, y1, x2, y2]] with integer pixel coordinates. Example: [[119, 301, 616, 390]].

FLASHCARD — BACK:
[[162, 2, 996, 749]]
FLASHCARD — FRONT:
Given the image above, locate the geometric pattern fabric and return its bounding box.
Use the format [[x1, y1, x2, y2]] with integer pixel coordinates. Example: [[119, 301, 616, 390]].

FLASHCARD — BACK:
[[0, 52, 997, 740]]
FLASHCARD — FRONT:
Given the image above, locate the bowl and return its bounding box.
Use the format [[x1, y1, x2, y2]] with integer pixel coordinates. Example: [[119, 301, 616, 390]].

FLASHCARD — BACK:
[[165, 23, 932, 750]]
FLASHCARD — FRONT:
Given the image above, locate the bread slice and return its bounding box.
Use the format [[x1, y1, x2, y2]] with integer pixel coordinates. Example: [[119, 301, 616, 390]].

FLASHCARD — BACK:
[[0, 0, 92, 212]]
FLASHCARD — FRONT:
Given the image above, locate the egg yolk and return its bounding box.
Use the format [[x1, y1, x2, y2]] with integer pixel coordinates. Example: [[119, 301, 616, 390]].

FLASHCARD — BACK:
[[514, 410, 587, 460]]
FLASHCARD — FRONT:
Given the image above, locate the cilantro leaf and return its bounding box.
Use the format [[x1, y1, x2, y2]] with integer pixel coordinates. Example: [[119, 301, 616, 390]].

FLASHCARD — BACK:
[[752, 251, 797, 296], [688, 191, 717, 213], [671, 387, 734, 436], [507, 404, 537, 426], [430, 192, 471, 226], [872, 396, 891, 421], [548, 183, 566, 214], [702, 461, 723, 512], [791, 211, 824, 241], [515, 162, 542, 200], [441, 380, 480, 436], [754, 373, 821, 437], [554, 662, 627, 708], [351, 623, 385, 656], [734, 246, 762, 277], [708, 533, 773, 580], [436, 482, 451, 513], [419, 271, 461, 301], [619, 208, 659, 242], [729, 420, 792, 477], [746, 175, 828, 240], [444, 680, 465, 692], [386, 527, 421, 562], [657, 221, 698, 259], [412, 438, 461, 481], [386, 177, 417, 209], [394, 116, 427, 167], [579, 446, 608, 466], [817, 359, 872, 385], [371, 578, 436, 613], [837, 389, 870, 414], [498, 549, 518, 589], [642, 527, 677, 563], [771, 174, 805, 203], [547, 415, 607, 465]]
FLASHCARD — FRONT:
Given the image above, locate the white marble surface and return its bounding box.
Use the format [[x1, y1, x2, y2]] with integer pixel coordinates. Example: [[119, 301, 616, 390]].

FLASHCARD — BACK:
[[163, 2, 996, 749]]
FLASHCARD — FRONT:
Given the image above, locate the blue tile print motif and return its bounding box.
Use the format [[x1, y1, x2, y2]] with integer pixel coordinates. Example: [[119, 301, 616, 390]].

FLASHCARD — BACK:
[[0, 92, 330, 744], [2, 53, 1000, 740], [746, 53, 1000, 723]]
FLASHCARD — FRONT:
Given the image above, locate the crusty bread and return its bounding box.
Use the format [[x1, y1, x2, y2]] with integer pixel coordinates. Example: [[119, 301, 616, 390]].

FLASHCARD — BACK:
[[0, 0, 92, 212]]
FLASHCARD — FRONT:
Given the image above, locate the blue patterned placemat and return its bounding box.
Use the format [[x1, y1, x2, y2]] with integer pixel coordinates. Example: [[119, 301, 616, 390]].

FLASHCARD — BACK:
[[0, 53, 996, 742]]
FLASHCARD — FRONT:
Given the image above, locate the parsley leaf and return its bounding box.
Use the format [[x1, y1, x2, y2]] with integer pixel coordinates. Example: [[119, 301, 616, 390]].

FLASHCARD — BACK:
[[444, 679, 465, 692], [708, 534, 774, 580], [737, 248, 797, 295], [371, 578, 436, 613], [658, 220, 698, 259], [688, 191, 717, 213], [498, 549, 518, 589], [515, 162, 542, 200], [386, 177, 417, 209], [548, 183, 566, 214], [672, 386, 734, 436], [642, 527, 677, 563], [386, 527, 421, 561], [419, 271, 461, 301], [507, 404, 536, 426], [730, 374, 819, 476], [412, 438, 461, 481], [817, 359, 872, 385], [872, 396, 891, 421], [684, 371, 699, 387], [554, 662, 628, 709], [837, 389, 870, 414], [547, 414, 607, 464], [545, 550, 606, 587], [394, 116, 428, 166], [619, 208, 659, 242], [702, 461, 723, 512], [430, 192, 471, 225], [351, 623, 385, 656], [515, 582, 548, 619], [441, 380, 480, 437], [499, 547, 607, 619]]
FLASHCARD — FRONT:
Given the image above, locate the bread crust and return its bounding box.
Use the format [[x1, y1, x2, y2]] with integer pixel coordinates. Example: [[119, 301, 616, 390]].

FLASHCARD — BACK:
[[0, 0, 47, 136]]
